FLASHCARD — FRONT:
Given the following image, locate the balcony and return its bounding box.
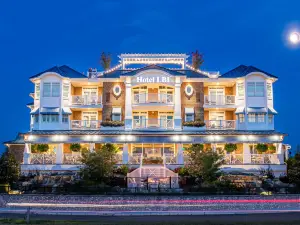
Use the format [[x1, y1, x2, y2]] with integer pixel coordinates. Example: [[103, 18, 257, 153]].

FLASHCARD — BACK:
[[71, 95, 102, 106], [133, 118, 174, 130], [71, 120, 101, 130], [30, 153, 56, 164], [225, 154, 280, 164], [205, 120, 236, 130], [204, 95, 235, 107], [133, 93, 174, 104]]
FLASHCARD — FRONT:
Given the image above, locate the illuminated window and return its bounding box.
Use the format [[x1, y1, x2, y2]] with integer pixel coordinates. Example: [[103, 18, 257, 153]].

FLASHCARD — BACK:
[[238, 114, 245, 123], [268, 114, 273, 123], [257, 113, 265, 123], [35, 83, 40, 99], [63, 83, 69, 99], [248, 113, 256, 123], [42, 114, 59, 123]]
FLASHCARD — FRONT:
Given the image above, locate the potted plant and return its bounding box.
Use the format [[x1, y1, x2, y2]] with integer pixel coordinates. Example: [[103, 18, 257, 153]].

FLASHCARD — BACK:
[[36, 144, 49, 153], [268, 145, 276, 154], [182, 120, 206, 131], [224, 143, 237, 153], [70, 143, 81, 153], [256, 143, 268, 153]]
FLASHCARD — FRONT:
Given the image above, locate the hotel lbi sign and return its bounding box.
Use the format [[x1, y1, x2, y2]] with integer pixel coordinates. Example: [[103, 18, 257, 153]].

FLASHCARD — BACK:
[[132, 73, 175, 84]]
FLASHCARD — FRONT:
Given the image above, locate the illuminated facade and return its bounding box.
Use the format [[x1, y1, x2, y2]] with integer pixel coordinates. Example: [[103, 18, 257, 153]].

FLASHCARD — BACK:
[[5, 54, 290, 177]]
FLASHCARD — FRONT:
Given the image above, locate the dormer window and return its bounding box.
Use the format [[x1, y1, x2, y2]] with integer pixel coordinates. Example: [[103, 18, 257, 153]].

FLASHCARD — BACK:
[[247, 82, 264, 97], [43, 82, 60, 97]]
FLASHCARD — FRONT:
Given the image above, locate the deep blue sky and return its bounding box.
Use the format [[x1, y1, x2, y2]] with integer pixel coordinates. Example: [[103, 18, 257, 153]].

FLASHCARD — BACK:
[[0, 0, 299, 153]]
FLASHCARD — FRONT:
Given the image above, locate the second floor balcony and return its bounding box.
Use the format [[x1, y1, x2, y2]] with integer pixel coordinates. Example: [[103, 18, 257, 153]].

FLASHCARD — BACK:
[[204, 95, 235, 107], [71, 95, 102, 107], [205, 120, 236, 130], [133, 118, 174, 130], [133, 93, 174, 105]]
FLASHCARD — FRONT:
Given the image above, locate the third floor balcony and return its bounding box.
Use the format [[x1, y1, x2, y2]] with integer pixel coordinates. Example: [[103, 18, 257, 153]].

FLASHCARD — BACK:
[[205, 120, 236, 130], [71, 95, 102, 107], [204, 95, 236, 107]]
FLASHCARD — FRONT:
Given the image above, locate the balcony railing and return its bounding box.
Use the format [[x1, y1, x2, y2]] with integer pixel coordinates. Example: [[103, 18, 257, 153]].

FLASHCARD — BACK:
[[164, 153, 177, 164], [133, 93, 174, 104], [71, 95, 102, 106], [250, 154, 279, 164], [205, 120, 235, 130], [133, 118, 174, 130], [129, 153, 142, 164], [224, 154, 243, 164], [204, 95, 235, 106], [30, 153, 56, 164], [71, 120, 101, 130], [63, 153, 82, 164]]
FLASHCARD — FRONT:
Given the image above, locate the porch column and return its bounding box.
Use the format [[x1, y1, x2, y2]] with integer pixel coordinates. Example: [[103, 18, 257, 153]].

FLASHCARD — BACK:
[[211, 144, 217, 152], [277, 143, 284, 164], [56, 143, 63, 164], [243, 143, 251, 164], [122, 143, 129, 164], [125, 77, 133, 130], [174, 77, 182, 131], [89, 143, 95, 152], [23, 143, 30, 164], [177, 144, 184, 164]]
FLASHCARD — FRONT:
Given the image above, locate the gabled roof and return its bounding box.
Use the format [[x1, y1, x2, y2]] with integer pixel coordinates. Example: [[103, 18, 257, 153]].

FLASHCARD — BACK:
[[30, 65, 87, 79], [101, 64, 209, 78], [221, 65, 277, 78], [3, 133, 25, 145]]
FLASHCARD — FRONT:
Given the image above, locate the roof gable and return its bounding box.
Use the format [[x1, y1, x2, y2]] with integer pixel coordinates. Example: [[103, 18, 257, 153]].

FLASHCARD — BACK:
[[30, 65, 86, 79], [221, 65, 277, 78]]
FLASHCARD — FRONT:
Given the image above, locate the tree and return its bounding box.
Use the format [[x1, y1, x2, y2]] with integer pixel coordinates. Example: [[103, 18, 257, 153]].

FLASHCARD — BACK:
[[100, 52, 111, 70], [191, 50, 204, 69], [80, 143, 119, 184], [186, 144, 224, 184], [0, 148, 20, 184], [286, 153, 300, 186]]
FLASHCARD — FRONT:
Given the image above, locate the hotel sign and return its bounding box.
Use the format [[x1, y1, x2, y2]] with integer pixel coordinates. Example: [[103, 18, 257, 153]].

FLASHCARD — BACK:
[[132, 74, 174, 84]]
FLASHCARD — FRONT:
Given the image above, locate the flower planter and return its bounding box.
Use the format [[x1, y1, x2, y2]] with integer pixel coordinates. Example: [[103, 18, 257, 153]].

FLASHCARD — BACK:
[[182, 126, 206, 131]]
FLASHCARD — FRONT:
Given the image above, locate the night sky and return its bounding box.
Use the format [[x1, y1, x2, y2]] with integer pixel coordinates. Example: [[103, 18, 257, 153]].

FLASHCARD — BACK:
[[0, 0, 299, 154]]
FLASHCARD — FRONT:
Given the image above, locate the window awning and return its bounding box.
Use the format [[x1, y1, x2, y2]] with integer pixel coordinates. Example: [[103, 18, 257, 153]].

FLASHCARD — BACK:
[[30, 107, 39, 115], [112, 107, 122, 114], [235, 107, 245, 114], [62, 107, 72, 115], [268, 107, 278, 115], [40, 107, 60, 115], [185, 107, 194, 114], [247, 107, 267, 114]]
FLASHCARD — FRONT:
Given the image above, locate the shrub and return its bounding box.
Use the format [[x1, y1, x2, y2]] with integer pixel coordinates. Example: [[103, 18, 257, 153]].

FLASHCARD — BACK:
[[36, 144, 49, 153], [114, 165, 129, 175], [101, 121, 124, 127], [268, 145, 276, 153], [70, 143, 81, 152], [256, 143, 268, 153], [182, 120, 205, 127], [224, 143, 237, 153]]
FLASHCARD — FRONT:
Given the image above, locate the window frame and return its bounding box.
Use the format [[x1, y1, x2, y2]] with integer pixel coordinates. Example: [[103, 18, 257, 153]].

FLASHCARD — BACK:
[[62, 114, 69, 123], [247, 82, 265, 97], [248, 113, 256, 123], [238, 114, 245, 123], [185, 114, 194, 122], [257, 113, 265, 123]]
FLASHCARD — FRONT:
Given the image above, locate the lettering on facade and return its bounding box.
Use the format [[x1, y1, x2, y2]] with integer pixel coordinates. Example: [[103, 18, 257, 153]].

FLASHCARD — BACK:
[[136, 76, 172, 83]]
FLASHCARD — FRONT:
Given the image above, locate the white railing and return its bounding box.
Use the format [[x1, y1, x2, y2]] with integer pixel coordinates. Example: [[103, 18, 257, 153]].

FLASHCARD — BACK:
[[71, 120, 101, 130], [224, 154, 243, 164], [63, 153, 82, 164], [129, 153, 142, 164], [133, 93, 174, 104], [205, 120, 235, 130], [133, 118, 174, 130], [71, 95, 102, 106], [30, 153, 56, 164], [250, 154, 279, 164], [183, 151, 190, 165], [204, 95, 235, 106], [164, 153, 177, 164]]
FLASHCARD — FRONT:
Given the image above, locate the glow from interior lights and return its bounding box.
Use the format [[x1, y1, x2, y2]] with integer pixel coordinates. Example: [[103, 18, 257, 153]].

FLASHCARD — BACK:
[[172, 135, 180, 141], [27, 135, 34, 141], [181, 135, 188, 141], [85, 135, 92, 141]]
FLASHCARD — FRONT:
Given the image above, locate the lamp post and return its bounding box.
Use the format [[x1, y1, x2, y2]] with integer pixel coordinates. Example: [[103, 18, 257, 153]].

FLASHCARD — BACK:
[[289, 32, 300, 44]]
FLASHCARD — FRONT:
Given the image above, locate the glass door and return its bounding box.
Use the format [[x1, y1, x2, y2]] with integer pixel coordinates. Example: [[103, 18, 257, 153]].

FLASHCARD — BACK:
[[82, 112, 97, 128], [209, 111, 225, 129], [83, 88, 98, 105], [209, 88, 224, 105]]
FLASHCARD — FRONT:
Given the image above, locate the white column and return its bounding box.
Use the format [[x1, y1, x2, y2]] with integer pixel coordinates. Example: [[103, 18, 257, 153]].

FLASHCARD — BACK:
[[23, 143, 30, 164], [243, 143, 251, 164], [122, 144, 129, 164], [174, 77, 182, 131], [89, 143, 95, 152], [56, 143, 63, 164], [212, 143, 217, 152], [277, 143, 284, 164], [125, 77, 133, 130], [177, 144, 184, 164]]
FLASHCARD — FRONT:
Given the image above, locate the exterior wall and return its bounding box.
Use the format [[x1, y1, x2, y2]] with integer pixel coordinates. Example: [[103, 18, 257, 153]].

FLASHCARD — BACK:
[[73, 87, 82, 95], [102, 82, 125, 121], [8, 144, 24, 163], [72, 111, 82, 120], [181, 82, 204, 121]]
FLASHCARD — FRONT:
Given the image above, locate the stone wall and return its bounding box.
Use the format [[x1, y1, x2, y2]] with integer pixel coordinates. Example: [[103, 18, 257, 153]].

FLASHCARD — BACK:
[[102, 82, 125, 121], [181, 82, 204, 121]]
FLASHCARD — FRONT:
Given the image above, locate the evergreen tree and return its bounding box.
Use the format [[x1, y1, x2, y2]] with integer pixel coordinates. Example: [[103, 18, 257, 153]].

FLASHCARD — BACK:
[[0, 148, 20, 184]]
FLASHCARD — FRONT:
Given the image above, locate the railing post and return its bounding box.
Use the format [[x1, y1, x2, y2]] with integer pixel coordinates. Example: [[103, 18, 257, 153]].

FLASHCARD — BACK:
[[169, 176, 172, 189]]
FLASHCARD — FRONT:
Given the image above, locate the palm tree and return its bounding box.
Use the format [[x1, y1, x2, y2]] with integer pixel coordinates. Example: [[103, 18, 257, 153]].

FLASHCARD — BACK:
[[191, 50, 204, 69], [100, 52, 111, 71]]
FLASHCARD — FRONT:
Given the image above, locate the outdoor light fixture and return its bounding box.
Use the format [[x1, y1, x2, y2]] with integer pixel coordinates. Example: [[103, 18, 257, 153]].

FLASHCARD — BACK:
[[289, 32, 300, 44]]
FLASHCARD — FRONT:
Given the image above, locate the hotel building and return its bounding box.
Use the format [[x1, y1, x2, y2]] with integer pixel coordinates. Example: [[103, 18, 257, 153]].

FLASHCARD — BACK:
[[5, 54, 290, 178]]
